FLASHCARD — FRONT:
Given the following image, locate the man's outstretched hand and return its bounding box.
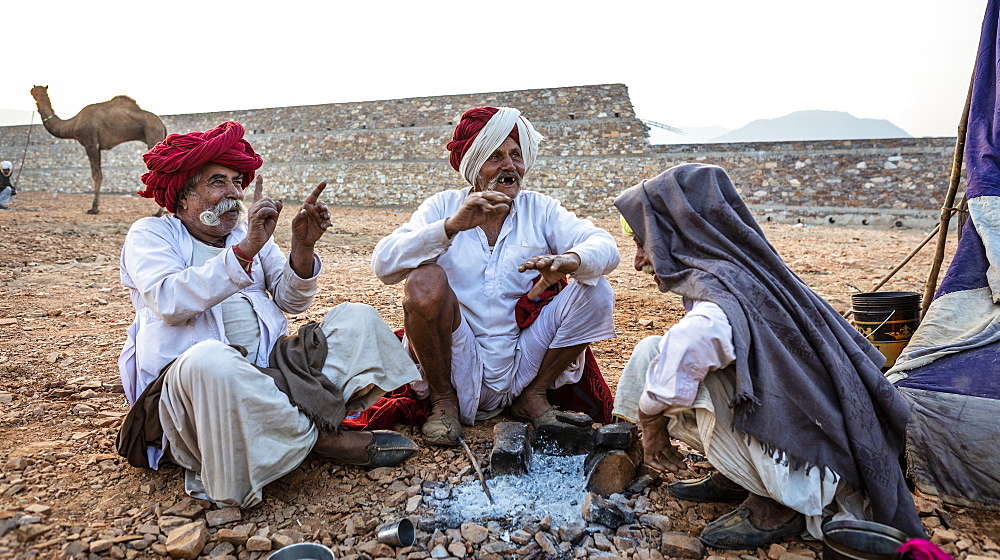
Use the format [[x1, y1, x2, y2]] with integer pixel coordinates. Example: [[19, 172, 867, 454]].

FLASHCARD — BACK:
[[291, 181, 332, 247], [241, 176, 283, 256], [519, 253, 582, 300]]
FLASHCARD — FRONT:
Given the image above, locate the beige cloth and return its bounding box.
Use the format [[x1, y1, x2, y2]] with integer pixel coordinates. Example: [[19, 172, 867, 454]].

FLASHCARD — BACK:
[[158, 303, 421, 507], [614, 335, 868, 540]]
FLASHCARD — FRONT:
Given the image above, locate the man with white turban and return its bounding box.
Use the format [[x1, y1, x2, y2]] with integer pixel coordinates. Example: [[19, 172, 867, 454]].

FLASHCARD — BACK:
[[372, 107, 620, 446]]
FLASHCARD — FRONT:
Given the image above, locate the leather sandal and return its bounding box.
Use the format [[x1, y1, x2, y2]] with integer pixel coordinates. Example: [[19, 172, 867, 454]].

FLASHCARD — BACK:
[[421, 410, 462, 447], [334, 430, 418, 468], [699, 507, 806, 550], [667, 473, 750, 503]]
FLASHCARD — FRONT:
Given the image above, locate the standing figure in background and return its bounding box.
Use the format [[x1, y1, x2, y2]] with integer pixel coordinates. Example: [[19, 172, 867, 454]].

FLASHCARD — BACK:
[[0, 161, 16, 209]]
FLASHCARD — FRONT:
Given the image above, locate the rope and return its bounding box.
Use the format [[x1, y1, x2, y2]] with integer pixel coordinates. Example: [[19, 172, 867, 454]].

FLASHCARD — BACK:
[[15, 112, 35, 186]]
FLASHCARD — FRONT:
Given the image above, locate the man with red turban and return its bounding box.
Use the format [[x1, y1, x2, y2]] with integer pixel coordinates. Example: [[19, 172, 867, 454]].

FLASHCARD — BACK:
[[372, 107, 620, 446], [118, 122, 422, 507]]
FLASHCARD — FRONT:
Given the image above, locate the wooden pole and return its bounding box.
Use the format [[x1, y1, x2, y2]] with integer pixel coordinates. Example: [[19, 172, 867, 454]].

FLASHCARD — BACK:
[[870, 224, 940, 293], [922, 70, 976, 317]]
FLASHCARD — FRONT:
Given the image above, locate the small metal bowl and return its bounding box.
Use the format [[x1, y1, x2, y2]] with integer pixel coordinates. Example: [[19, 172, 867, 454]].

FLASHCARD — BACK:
[[267, 542, 335, 560]]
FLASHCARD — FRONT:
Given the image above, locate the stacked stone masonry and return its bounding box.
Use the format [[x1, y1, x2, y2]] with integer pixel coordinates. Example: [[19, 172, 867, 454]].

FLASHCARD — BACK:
[[0, 83, 961, 228]]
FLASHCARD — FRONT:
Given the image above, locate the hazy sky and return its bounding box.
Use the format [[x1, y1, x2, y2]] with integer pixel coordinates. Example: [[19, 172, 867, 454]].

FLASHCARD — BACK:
[[2, 0, 987, 138]]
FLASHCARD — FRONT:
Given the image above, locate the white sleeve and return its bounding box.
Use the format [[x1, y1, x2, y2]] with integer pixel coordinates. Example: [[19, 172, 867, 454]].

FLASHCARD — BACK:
[[543, 202, 620, 284], [257, 237, 321, 314], [370, 195, 454, 285], [638, 301, 736, 415], [122, 221, 253, 326]]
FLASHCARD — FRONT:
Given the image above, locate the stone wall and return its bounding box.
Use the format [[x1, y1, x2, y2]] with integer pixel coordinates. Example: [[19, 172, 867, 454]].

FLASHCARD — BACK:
[[0, 83, 961, 228], [652, 139, 961, 228]]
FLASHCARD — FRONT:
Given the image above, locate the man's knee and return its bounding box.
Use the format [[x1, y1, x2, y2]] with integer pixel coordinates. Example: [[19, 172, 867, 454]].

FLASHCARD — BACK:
[[171, 340, 246, 385], [633, 335, 663, 359], [403, 264, 452, 317]]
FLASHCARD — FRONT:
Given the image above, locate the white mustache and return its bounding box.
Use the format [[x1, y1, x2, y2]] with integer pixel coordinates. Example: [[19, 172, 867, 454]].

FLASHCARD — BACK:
[[199, 198, 247, 226]]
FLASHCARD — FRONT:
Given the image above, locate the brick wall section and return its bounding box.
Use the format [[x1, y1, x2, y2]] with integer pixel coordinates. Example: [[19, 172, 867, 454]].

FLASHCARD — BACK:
[[0, 84, 960, 227]]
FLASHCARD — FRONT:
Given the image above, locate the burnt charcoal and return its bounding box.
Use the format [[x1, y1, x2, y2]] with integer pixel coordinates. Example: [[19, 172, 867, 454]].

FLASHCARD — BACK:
[[581, 492, 636, 529], [490, 422, 532, 476], [555, 411, 595, 427], [534, 421, 594, 456], [594, 422, 638, 450]]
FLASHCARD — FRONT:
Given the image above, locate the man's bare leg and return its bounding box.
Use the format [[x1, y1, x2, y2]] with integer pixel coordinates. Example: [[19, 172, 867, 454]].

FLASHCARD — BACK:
[[403, 264, 463, 445], [510, 342, 587, 422]]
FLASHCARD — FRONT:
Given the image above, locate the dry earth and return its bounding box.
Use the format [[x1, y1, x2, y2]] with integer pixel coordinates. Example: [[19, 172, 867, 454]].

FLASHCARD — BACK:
[[0, 192, 997, 560]]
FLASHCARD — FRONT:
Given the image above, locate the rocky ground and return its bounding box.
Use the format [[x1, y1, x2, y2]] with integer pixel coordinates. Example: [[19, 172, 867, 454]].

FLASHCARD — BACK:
[[0, 192, 997, 560]]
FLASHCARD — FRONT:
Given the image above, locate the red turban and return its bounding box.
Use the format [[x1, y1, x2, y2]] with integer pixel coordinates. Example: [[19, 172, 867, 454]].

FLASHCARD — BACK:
[[446, 107, 521, 172], [138, 121, 263, 213]]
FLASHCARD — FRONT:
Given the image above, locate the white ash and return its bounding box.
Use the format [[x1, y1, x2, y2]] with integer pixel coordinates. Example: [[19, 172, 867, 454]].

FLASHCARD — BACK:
[[432, 453, 587, 530]]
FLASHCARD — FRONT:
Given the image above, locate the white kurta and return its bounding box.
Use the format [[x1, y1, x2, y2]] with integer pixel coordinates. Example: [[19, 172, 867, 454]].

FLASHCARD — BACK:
[[119, 217, 421, 507], [613, 301, 867, 540], [119, 215, 320, 467]]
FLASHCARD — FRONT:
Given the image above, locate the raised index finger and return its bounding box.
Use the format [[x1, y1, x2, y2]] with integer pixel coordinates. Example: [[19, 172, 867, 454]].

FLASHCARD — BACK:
[[304, 182, 328, 206], [253, 176, 263, 202]]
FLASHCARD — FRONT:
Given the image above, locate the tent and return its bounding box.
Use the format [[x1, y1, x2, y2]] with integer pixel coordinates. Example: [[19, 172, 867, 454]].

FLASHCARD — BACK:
[[885, 0, 1000, 510]]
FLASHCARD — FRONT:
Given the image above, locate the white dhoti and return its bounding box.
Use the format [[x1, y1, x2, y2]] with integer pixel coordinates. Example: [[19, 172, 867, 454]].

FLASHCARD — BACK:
[[408, 277, 616, 424], [158, 303, 421, 507], [613, 335, 869, 539]]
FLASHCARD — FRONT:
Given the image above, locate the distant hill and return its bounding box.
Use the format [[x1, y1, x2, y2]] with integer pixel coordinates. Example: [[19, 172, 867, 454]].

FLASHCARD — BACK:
[[709, 110, 910, 143], [648, 124, 730, 145]]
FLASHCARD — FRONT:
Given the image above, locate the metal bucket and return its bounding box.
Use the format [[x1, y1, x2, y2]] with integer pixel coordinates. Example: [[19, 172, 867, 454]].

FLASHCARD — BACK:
[[851, 291, 921, 371], [822, 520, 908, 560]]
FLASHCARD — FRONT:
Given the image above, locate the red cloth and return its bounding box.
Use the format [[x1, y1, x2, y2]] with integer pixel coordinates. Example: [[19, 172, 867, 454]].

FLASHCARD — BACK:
[[343, 281, 613, 430], [897, 539, 953, 560], [341, 385, 429, 431], [138, 121, 263, 213], [446, 107, 521, 172]]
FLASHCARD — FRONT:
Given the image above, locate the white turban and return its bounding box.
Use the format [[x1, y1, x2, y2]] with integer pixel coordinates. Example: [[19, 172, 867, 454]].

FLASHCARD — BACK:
[[456, 107, 544, 186]]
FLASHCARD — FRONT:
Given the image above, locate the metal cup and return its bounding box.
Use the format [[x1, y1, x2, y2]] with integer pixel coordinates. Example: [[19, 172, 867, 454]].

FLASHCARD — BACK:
[[267, 542, 335, 560], [376, 518, 415, 547]]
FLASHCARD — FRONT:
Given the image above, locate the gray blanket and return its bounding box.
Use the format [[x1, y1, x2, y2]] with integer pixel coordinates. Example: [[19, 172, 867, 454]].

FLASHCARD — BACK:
[[614, 163, 922, 537]]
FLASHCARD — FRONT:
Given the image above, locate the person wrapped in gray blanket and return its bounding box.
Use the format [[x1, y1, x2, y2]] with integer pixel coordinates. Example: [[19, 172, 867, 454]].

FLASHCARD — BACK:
[[612, 164, 922, 549]]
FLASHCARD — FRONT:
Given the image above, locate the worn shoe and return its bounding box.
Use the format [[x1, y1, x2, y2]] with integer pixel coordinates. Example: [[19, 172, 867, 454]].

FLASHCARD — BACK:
[[336, 430, 418, 468], [667, 473, 750, 503], [421, 410, 462, 447], [699, 507, 806, 550]]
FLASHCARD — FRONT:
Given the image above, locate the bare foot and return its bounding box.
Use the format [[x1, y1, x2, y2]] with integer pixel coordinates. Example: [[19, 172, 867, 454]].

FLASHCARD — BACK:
[[312, 430, 373, 464], [743, 494, 799, 530], [510, 389, 552, 421]]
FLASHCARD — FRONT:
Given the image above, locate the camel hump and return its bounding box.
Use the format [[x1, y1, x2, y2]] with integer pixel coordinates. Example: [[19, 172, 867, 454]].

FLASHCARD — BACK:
[[110, 95, 140, 106]]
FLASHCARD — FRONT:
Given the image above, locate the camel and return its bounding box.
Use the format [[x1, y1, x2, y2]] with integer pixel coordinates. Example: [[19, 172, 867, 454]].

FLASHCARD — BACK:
[[30, 85, 167, 214]]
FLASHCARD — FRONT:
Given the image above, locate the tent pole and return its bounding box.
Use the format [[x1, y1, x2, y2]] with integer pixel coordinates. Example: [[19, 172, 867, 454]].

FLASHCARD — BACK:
[[922, 70, 975, 317], [871, 223, 940, 293]]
